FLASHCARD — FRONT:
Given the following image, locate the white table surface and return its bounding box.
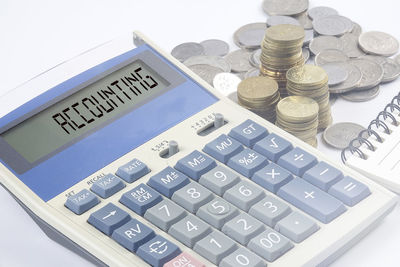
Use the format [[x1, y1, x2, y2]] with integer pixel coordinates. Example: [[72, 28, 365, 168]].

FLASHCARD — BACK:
[[1, 0, 400, 266]]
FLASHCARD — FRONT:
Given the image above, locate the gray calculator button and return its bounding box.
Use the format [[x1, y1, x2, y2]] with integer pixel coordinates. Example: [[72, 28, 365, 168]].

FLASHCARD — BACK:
[[199, 165, 240, 196], [196, 197, 239, 229], [65, 189, 100, 215], [249, 195, 291, 227], [227, 148, 268, 178], [277, 147, 317, 176], [248, 229, 293, 262], [228, 119, 268, 148], [87, 203, 131, 236], [275, 211, 319, 243], [253, 133, 293, 162], [116, 158, 150, 183], [90, 173, 125, 199], [328, 176, 371, 206], [303, 161, 344, 191], [172, 182, 214, 213], [193, 230, 237, 265], [168, 214, 211, 248], [222, 213, 264, 245], [174, 150, 217, 181], [203, 134, 244, 163], [144, 199, 186, 231], [223, 180, 264, 211], [252, 163, 293, 193], [220, 247, 266, 267]]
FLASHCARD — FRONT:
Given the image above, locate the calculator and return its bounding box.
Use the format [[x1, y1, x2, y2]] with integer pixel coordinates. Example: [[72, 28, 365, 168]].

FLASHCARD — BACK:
[[0, 32, 396, 267]]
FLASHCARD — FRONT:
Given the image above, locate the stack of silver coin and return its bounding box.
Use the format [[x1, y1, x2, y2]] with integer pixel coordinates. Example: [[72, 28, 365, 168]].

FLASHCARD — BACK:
[[276, 96, 319, 147], [237, 76, 280, 123], [286, 64, 332, 130], [260, 24, 305, 97]]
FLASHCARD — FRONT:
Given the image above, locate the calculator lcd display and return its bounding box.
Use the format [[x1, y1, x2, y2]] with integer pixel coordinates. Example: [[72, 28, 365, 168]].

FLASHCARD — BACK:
[[1, 60, 170, 163]]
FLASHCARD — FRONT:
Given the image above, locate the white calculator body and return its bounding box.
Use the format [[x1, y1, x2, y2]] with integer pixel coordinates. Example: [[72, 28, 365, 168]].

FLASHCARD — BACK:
[[0, 32, 397, 267]]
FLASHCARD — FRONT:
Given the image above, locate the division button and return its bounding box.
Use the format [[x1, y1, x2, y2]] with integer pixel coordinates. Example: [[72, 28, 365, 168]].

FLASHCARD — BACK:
[[277, 147, 318, 176], [203, 134, 244, 163], [112, 218, 155, 252], [303, 161, 344, 191], [65, 189, 100, 215], [253, 133, 293, 162], [229, 119, 268, 148], [87, 203, 130, 236], [252, 163, 293, 193], [275, 211, 319, 243], [137, 235, 181, 267], [90, 174, 125, 198], [116, 158, 150, 183], [175, 150, 217, 181], [328, 176, 371, 206], [120, 183, 162, 215], [147, 167, 190, 198]]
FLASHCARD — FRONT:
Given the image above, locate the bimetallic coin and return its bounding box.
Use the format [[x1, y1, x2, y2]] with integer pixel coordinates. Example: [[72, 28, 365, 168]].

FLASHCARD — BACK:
[[184, 55, 231, 72], [188, 64, 224, 85], [320, 63, 349, 86], [262, 0, 309, 16], [314, 49, 349, 66], [309, 36, 344, 55], [293, 11, 313, 30], [349, 58, 384, 90], [308, 6, 339, 21], [313, 15, 353, 36], [340, 33, 365, 58], [359, 31, 399, 56], [200, 39, 230, 57], [329, 62, 362, 94], [213, 72, 242, 97], [323, 122, 365, 149], [225, 49, 253, 73], [244, 68, 260, 79], [267, 15, 301, 27], [234, 23, 267, 50], [302, 47, 310, 62], [171, 42, 204, 62], [249, 49, 262, 68], [341, 85, 380, 102]]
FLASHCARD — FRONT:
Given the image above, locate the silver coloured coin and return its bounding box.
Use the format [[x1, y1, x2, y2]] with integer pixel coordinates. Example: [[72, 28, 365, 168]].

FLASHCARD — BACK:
[[329, 62, 362, 94], [267, 15, 300, 27], [329, 94, 338, 106], [351, 22, 362, 36], [235, 72, 247, 81], [225, 49, 253, 73], [313, 15, 353, 37], [249, 49, 262, 68], [302, 47, 310, 62], [314, 49, 349, 66], [293, 11, 313, 30], [262, 0, 309, 16], [359, 31, 399, 57], [308, 6, 339, 21], [213, 72, 242, 97], [304, 29, 314, 45], [188, 64, 224, 85], [395, 54, 400, 66], [171, 42, 204, 62], [341, 85, 380, 102], [234, 23, 267, 50], [244, 68, 261, 79], [184, 55, 231, 72], [349, 58, 384, 90], [309, 36, 344, 55], [320, 63, 349, 86], [340, 33, 365, 58], [200, 39, 230, 57], [362, 55, 400, 83], [323, 122, 365, 149]]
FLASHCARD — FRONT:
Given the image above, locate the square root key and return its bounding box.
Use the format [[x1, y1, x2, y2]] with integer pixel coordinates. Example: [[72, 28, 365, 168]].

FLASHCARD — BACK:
[[253, 133, 293, 162]]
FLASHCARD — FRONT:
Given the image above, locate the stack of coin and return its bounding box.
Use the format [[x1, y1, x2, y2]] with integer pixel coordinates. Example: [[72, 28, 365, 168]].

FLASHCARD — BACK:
[[260, 24, 305, 96], [286, 64, 332, 130], [237, 76, 280, 122], [276, 96, 319, 147]]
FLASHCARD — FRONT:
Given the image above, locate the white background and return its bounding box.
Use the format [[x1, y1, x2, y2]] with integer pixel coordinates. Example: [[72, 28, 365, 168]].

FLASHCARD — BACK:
[[1, 0, 400, 266]]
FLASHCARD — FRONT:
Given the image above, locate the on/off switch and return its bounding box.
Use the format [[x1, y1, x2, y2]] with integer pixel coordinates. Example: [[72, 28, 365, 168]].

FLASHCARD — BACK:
[[160, 140, 180, 158], [198, 113, 227, 136]]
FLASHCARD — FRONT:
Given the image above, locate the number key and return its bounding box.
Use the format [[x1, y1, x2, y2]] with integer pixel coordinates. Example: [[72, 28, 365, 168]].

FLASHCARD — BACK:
[[222, 213, 264, 245], [220, 247, 266, 267], [223, 180, 264, 211], [196, 197, 239, 229], [172, 182, 213, 213], [144, 199, 186, 231], [168, 214, 211, 248], [249, 195, 291, 227], [199, 165, 240, 196]]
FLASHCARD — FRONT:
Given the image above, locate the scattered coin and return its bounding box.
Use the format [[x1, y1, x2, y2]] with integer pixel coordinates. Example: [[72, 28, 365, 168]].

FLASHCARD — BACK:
[[262, 0, 309, 16], [308, 6, 339, 20], [340, 33, 365, 58], [320, 63, 349, 86], [359, 31, 399, 56], [249, 49, 262, 68], [314, 49, 349, 66], [171, 42, 205, 62], [267, 15, 301, 27], [329, 62, 362, 94], [244, 68, 260, 79], [349, 58, 384, 90], [341, 85, 380, 102], [233, 23, 267, 50], [188, 64, 224, 85], [184, 55, 231, 72], [304, 29, 314, 45], [361, 55, 400, 83], [292, 11, 313, 29], [225, 49, 253, 73], [323, 122, 365, 149], [200, 39, 230, 57], [302, 47, 310, 62], [313, 15, 353, 36], [213, 72, 242, 99], [309, 36, 344, 55]]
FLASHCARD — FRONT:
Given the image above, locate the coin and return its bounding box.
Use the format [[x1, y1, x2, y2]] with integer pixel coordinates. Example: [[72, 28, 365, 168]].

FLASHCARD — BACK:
[[359, 31, 399, 56], [244, 68, 260, 79], [360, 55, 400, 83], [234, 23, 267, 50], [314, 49, 349, 66], [351, 22, 362, 36], [200, 39, 230, 57], [323, 122, 365, 149], [302, 47, 310, 62], [277, 95, 319, 122], [303, 29, 314, 45], [213, 72, 242, 98], [267, 15, 301, 27], [341, 85, 380, 102], [292, 11, 313, 30], [329, 94, 338, 106], [308, 6, 339, 20], [184, 56, 231, 72], [329, 62, 362, 94], [262, 0, 309, 16], [188, 64, 224, 85], [249, 49, 262, 68], [340, 33, 365, 58], [320, 63, 349, 86], [349, 58, 384, 90], [225, 49, 253, 73], [309, 36, 344, 55], [395, 54, 400, 65], [286, 64, 328, 86], [313, 15, 353, 36], [171, 42, 205, 62]]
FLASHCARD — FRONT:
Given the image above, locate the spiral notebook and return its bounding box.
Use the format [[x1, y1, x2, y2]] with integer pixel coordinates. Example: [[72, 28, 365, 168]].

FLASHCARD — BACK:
[[343, 91, 400, 193]]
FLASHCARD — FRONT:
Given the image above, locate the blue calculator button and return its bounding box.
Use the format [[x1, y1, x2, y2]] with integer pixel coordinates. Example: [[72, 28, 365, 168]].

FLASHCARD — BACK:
[[147, 167, 190, 198], [277, 147, 318, 177], [328, 176, 371, 207], [175, 150, 217, 181], [112, 219, 155, 252], [203, 134, 244, 163], [87, 203, 130, 236], [278, 178, 346, 223], [120, 184, 162, 215], [252, 163, 293, 193], [228, 119, 268, 148], [116, 158, 150, 183], [65, 189, 99, 215], [90, 174, 125, 198], [137, 235, 181, 267], [303, 162, 344, 191], [253, 133, 293, 162], [227, 148, 268, 178]]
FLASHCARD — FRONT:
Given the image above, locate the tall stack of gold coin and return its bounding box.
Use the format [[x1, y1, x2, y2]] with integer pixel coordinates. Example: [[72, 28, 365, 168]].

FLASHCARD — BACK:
[[286, 64, 333, 130], [276, 96, 319, 147], [260, 24, 305, 97], [237, 76, 280, 123]]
